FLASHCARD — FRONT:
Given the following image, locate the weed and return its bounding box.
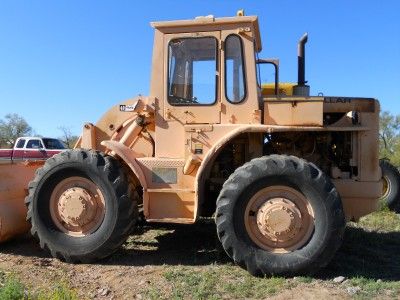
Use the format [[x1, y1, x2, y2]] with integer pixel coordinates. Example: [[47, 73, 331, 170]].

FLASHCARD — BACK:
[[36, 283, 78, 300], [296, 276, 313, 283], [0, 276, 25, 300], [357, 209, 400, 232], [348, 277, 400, 298], [145, 265, 286, 299]]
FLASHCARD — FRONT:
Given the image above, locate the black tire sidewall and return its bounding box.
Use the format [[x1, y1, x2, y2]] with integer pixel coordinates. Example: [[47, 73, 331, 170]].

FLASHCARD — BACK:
[[216, 155, 344, 276], [380, 160, 400, 211], [32, 154, 123, 258], [234, 175, 330, 273]]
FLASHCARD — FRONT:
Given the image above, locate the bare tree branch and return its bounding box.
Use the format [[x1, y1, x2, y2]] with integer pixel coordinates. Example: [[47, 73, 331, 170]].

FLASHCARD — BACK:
[[58, 126, 79, 149]]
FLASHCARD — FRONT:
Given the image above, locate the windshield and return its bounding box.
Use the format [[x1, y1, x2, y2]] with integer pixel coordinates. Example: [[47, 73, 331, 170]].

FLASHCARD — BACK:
[[42, 138, 66, 150], [168, 37, 217, 105]]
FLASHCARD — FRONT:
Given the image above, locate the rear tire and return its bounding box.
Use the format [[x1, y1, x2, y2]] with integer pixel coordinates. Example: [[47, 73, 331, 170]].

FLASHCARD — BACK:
[[380, 159, 400, 213], [215, 155, 345, 276], [25, 149, 139, 262]]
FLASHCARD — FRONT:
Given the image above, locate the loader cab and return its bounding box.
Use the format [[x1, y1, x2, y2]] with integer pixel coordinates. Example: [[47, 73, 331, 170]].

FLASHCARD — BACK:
[[150, 14, 263, 158]]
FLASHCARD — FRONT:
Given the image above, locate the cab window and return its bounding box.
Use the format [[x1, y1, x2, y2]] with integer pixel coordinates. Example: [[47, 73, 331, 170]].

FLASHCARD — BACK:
[[15, 139, 26, 148], [225, 34, 246, 103], [42, 138, 66, 149], [168, 37, 217, 105], [26, 139, 43, 149]]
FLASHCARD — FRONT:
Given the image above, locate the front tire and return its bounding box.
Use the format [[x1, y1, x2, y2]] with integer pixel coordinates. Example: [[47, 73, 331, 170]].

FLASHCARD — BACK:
[[215, 155, 345, 276], [25, 149, 139, 262]]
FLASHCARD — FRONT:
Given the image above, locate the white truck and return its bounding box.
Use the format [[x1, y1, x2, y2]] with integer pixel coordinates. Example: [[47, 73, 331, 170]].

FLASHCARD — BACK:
[[0, 137, 66, 162]]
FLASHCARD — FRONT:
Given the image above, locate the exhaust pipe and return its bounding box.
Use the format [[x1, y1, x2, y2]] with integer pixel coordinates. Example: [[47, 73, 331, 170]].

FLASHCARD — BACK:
[[297, 33, 308, 86], [293, 33, 310, 96]]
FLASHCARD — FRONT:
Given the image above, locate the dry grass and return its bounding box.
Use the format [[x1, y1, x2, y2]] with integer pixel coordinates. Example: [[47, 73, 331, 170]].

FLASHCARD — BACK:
[[144, 266, 286, 299]]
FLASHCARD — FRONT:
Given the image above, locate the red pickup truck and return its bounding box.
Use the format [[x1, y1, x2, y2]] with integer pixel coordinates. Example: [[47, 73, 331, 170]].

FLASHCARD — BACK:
[[0, 137, 66, 162]]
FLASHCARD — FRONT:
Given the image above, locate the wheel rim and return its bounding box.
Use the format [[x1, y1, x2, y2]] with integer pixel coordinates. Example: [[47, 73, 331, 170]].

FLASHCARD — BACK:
[[244, 185, 315, 253], [49, 176, 105, 237], [381, 175, 391, 199]]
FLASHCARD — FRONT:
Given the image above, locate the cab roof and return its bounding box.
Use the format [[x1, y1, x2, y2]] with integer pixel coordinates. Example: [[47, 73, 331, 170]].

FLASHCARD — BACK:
[[151, 15, 262, 52]]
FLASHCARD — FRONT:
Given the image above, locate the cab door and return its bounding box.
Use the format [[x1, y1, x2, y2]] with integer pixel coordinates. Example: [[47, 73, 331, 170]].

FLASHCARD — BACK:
[[163, 31, 221, 124], [12, 138, 26, 160], [145, 31, 222, 222], [23, 139, 46, 160]]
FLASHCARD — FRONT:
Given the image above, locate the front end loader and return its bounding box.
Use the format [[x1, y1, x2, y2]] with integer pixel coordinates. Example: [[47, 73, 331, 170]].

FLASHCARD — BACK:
[[1, 11, 394, 277]]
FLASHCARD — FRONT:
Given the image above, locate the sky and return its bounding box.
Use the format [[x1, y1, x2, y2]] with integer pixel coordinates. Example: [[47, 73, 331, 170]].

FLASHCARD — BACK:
[[0, 0, 399, 137]]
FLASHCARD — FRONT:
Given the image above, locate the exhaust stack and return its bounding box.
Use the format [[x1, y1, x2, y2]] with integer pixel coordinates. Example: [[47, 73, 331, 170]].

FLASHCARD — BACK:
[[293, 33, 310, 96]]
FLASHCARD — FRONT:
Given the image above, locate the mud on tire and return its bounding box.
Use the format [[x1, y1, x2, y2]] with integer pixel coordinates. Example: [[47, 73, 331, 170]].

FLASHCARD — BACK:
[[25, 149, 139, 263], [215, 155, 345, 276]]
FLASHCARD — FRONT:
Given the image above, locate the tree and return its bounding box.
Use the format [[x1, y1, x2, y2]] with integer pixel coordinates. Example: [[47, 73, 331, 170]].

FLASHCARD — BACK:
[[58, 126, 79, 149], [379, 111, 400, 166], [0, 113, 32, 147]]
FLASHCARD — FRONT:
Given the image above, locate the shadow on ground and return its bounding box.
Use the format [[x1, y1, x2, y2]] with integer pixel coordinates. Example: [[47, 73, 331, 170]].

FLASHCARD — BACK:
[[1, 219, 400, 280], [321, 226, 400, 280]]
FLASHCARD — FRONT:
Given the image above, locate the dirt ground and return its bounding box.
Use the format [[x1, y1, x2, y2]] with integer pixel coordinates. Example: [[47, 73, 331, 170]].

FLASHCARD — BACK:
[[0, 215, 399, 299]]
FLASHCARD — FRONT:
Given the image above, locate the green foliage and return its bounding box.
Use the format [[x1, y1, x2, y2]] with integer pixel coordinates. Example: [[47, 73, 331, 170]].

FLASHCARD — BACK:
[[358, 208, 400, 232], [379, 111, 400, 166], [0, 271, 78, 300], [36, 284, 78, 300], [0, 275, 25, 300], [0, 113, 32, 147], [348, 277, 400, 298], [296, 276, 313, 283], [146, 266, 286, 300]]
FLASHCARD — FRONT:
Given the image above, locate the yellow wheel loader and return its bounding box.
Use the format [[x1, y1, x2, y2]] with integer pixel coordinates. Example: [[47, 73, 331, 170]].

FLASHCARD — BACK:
[[0, 11, 393, 276]]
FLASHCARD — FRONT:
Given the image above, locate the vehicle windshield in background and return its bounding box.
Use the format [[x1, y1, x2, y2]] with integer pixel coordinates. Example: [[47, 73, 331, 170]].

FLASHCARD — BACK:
[[42, 138, 66, 150]]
